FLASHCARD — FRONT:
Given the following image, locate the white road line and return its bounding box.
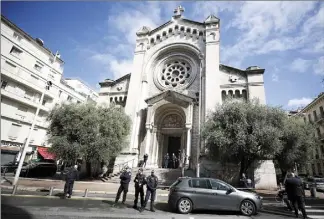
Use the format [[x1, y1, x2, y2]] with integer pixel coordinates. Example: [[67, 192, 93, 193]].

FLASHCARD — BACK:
[[189, 217, 194, 219], [307, 209, 324, 213], [308, 216, 324, 219], [1, 180, 5, 184]]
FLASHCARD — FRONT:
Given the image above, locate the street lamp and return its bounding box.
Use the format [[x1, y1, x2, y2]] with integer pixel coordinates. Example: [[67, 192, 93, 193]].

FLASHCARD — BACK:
[[13, 80, 52, 186]]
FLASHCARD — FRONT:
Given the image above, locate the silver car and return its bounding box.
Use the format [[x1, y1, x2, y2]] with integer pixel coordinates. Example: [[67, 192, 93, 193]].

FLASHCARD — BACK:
[[168, 177, 262, 216]]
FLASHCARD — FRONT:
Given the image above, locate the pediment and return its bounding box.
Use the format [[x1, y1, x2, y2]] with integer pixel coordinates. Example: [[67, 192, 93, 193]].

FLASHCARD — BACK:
[[145, 90, 195, 107], [149, 19, 204, 36]]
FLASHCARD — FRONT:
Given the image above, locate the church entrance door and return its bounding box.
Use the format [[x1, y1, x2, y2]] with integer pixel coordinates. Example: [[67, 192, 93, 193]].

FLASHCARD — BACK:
[[168, 136, 181, 157]]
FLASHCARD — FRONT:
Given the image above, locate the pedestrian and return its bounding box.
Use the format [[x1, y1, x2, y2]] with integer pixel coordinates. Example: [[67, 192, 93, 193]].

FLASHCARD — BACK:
[[285, 172, 308, 219], [133, 168, 145, 209], [164, 153, 169, 168], [177, 150, 181, 168], [63, 164, 79, 198], [240, 173, 248, 188], [171, 153, 177, 169], [246, 175, 252, 188], [140, 170, 158, 212], [143, 154, 148, 168], [113, 166, 131, 206], [99, 161, 108, 181]]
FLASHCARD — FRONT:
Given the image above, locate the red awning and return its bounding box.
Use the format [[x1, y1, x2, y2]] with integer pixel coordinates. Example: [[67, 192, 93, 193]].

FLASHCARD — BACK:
[[37, 147, 56, 160]]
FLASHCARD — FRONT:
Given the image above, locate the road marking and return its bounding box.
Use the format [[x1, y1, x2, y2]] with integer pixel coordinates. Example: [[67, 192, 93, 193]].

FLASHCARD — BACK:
[[189, 217, 194, 219], [306, 209, 324, 213], [1, 180, 5, 184], [308, 216, 324, 219]]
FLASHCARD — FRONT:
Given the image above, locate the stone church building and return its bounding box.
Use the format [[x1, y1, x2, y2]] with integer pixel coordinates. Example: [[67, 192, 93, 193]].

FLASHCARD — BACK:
[[98, 7, 276, 189]]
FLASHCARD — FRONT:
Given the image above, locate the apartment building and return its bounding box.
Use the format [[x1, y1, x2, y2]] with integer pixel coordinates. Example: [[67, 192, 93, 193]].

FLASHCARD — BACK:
[[299, 92, 324, 176], [65, 78, 99, 103], [0, 15, 96, 164]]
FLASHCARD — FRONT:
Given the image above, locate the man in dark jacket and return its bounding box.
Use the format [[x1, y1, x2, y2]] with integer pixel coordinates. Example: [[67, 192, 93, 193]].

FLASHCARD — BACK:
[[114, 166, 131, 205], [133, 168, 145, 209], [164, 153, 169, 168], [64, 165, 79, 198], [285, 172, 308, 219], [139, 170, 158, 212]]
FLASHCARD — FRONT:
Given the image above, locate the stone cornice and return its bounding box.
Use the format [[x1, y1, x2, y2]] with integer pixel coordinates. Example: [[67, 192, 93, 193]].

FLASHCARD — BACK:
[[220, 82, 263, 89], [145, 90, 195, 105]]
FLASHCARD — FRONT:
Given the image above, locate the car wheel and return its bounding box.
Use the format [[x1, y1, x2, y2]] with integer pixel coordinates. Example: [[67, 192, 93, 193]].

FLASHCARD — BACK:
[[177, 198, 193, 214], [240, 199, 256, 216]]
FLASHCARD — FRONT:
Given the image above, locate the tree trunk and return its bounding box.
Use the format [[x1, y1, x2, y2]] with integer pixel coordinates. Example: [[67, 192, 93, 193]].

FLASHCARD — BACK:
[[86, 161, 92, 178]]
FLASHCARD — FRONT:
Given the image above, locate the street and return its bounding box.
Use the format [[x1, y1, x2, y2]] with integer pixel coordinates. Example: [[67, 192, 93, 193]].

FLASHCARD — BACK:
[[1, 195, 292, 219]]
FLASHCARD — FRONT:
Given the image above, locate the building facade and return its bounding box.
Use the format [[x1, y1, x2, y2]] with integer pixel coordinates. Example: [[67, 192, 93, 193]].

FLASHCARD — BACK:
[[65, 78, 99, 103], [299, 92, 324, 176], [98, 7, 276, 189], [0, 15, 97, 164]]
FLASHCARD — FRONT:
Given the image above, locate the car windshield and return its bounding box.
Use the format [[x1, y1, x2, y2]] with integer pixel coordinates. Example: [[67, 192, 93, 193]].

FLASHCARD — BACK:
[[170, 179, 182, 188]]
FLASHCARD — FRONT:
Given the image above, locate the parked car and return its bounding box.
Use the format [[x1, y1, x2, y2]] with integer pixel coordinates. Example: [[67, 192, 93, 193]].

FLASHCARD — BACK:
[[168, 177, 262, 216], [306, 177, 324, 192], [1, 161, 28, 173], [14, 160, 57, 177]]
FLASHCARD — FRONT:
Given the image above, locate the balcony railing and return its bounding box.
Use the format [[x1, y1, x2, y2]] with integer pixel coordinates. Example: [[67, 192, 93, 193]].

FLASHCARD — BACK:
[[1, 88, 50, 112], [316, 114, 324, 123]]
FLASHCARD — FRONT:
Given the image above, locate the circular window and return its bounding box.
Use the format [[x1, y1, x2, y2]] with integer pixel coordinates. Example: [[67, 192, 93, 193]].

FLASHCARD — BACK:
[[155, 59, 196, 90]]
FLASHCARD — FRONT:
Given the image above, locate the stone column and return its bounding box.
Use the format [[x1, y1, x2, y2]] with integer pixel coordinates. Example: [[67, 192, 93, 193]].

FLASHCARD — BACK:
[[144, 124, 152, 156], [150, 128, 157, 167], [186, 127, 191, 165]]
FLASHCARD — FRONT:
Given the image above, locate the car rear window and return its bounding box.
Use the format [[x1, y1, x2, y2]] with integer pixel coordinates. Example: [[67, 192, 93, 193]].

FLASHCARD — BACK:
[[170, 179, 182, 188]]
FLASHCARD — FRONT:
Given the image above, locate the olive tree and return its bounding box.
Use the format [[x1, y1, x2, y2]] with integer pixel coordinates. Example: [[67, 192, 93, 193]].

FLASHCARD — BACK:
[[47, 103, 131, 177]]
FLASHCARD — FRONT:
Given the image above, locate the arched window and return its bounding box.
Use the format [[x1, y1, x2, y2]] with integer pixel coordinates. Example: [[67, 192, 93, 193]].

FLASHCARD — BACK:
[[199, 31, 203, 36], [150, 38, 155, 44], [180, 26, 185, 32], [242, 89, 247, 100], [235, 90, 240, 98], [221, 90, 227, 102]]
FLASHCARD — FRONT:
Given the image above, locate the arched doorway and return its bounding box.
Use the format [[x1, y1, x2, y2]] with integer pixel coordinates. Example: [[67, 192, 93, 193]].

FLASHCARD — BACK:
[[153, 104, 186, 168]]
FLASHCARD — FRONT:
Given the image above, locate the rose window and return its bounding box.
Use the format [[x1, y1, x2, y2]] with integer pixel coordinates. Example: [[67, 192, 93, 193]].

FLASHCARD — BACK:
[[160, 60, 191, 88]]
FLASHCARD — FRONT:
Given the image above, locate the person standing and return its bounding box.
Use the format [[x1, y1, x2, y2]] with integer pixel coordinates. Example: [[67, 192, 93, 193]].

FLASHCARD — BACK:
[[140, 170, 158, 212], [143, 154, 148, 168], [113, 166, 131, 205], [64, 165, 79, 198], [171, 153, 177, 169], [164, 153, 169, 168], [133, 168, 145, 209], [285, 172, 308, 219]]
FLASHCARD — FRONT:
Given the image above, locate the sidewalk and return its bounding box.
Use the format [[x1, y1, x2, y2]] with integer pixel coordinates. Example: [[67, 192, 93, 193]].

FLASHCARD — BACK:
[[1, 176, 170, 196]]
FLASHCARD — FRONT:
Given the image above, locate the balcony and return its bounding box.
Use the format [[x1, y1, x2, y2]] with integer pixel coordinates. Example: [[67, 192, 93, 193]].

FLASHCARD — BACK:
[[316, 114, 324, 124], [1, 66, 56, 99], [1, 88, 50, 112], [1, 111, 49, 128]]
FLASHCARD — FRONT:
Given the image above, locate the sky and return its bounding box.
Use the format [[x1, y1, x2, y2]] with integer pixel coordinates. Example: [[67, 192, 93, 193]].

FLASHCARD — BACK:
[[1, 1, 323, 110]]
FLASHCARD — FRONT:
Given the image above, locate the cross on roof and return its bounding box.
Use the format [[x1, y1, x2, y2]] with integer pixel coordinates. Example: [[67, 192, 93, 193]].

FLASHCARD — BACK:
[[174, 5, 184, 16]]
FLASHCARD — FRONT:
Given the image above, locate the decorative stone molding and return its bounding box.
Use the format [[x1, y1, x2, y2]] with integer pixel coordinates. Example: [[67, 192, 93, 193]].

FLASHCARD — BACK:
[[161, 114, 183, 128]]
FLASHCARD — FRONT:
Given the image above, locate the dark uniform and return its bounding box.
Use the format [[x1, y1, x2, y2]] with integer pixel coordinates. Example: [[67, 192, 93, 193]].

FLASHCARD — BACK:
[[140, 170, 158, 212], [285, 175, 308, 218], [164, 153, 169, 168], [114, 169, 131, 204], [171, 154, 177, 169], [133, 170, 146, 209], [64, 165, 79, 198]]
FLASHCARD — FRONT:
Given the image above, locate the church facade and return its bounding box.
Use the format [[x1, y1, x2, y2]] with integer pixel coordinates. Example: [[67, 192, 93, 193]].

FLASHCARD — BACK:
[[98, 7, 276, 189]]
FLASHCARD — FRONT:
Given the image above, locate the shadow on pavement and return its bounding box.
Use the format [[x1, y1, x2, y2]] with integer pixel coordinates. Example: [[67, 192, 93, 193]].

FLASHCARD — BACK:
[[1, 204, 33, 219]]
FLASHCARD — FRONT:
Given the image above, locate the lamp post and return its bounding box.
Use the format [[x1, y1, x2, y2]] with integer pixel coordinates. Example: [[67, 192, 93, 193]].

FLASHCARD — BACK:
[[13, 81, 52, 186]]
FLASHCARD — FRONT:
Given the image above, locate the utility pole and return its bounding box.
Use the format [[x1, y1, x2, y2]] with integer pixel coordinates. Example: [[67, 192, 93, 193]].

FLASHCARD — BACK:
[[13, 81, 52, 186]]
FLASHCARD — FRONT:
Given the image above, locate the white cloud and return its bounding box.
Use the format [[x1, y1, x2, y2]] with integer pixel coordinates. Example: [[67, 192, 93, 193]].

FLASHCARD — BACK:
[[290, 58, 312, 73], [272, 73, 279, 82], [287, 97, 313, 107], [313, 56, 324, 75]]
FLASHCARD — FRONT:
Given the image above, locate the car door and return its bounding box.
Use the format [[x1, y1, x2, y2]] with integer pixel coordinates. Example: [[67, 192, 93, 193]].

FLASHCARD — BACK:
[[188, 179, 214, 210], [209, 179, 240, 211]]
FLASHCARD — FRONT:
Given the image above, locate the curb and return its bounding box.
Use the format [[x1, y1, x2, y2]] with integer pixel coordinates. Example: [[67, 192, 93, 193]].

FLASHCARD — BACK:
[[1, 193, 168, 203], [1, 185, 169, 197]]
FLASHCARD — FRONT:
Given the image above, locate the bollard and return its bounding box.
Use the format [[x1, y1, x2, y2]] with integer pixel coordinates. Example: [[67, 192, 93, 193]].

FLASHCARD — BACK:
[[12, 185, 17, 195], [84, 189, 88, 197], [49, 187, 54, 196]]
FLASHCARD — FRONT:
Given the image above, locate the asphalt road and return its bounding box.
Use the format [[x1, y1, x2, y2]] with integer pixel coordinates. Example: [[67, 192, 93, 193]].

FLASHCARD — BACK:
[[1, 195, 293, 219]]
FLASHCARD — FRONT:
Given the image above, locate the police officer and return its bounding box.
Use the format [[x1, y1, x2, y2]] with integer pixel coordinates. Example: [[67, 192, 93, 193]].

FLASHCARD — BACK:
[[164, 153, 169, 168], [140, 170, 158, 212], [114, 166, 131, 205], [285, 172, 308, 219], [64, 165, 79, 198], [133, 168, 145, 209]]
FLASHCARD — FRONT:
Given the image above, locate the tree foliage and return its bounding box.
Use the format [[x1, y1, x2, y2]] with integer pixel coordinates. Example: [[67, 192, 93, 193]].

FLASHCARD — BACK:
[[202, 99, 287, 177], [275, 116, 317, 176], [47, 103, 131, 166]]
